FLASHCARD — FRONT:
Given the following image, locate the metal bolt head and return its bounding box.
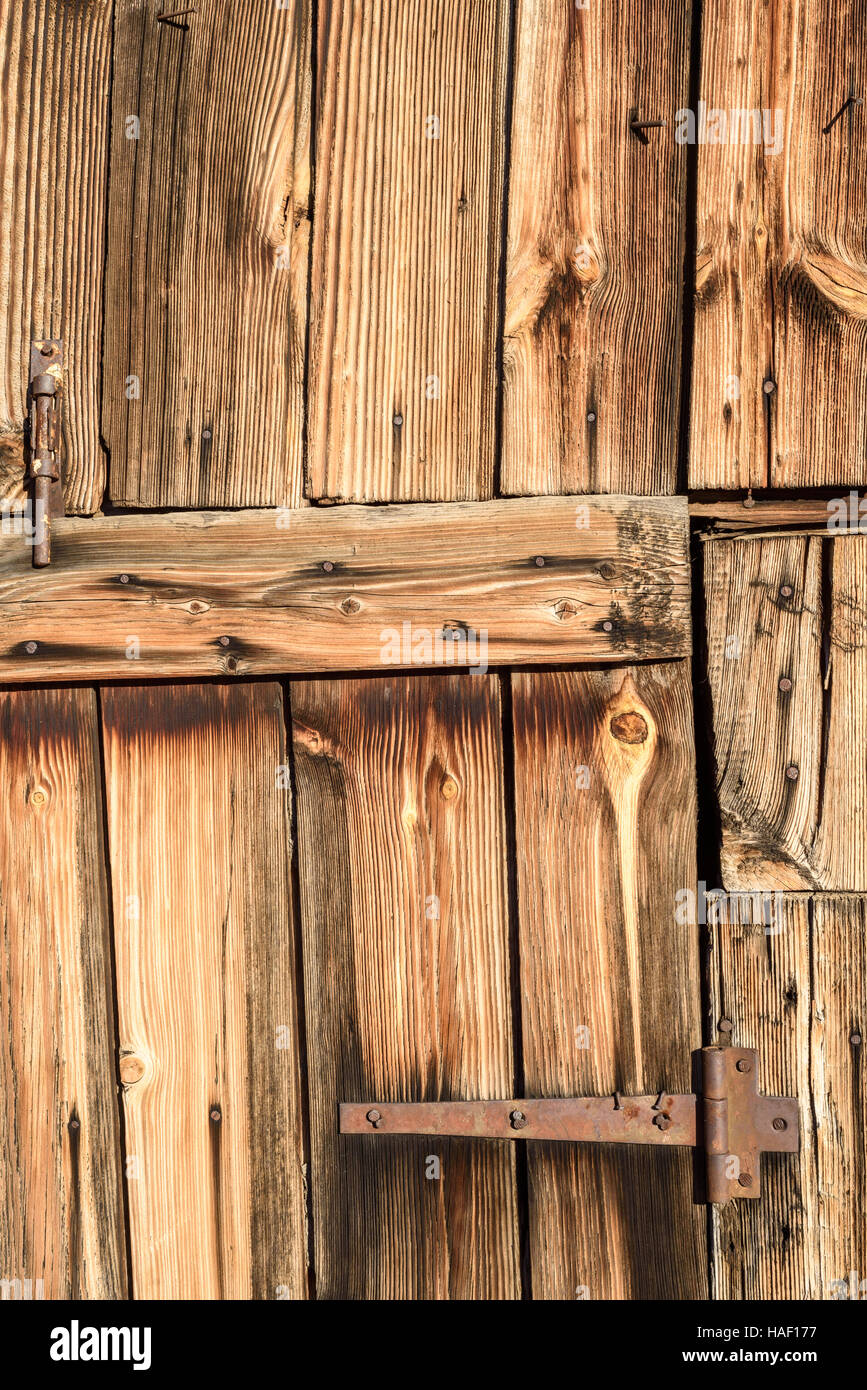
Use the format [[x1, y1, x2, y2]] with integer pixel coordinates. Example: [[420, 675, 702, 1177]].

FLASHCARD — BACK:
[[738, 1172, 753, 1188], [366, 1109, 381, 1127], [40, 342, 53, 357], [24, 640, 38, 655], [509, 1109, 528, 1130], [772, 1117, 787, 1131], [718, 1017, 733, 1033], [736, 1058, 751, 1073], [652, 1113, 673, 1131]]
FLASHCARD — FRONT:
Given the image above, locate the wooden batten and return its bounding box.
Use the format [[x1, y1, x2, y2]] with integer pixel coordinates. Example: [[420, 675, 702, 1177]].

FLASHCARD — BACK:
[[0, 496, 691, 681]]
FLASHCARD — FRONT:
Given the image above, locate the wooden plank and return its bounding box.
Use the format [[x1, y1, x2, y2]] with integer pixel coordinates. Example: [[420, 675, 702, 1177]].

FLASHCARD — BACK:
[[502, 0, 690, 495], [691, 0, 867, 489], [290, 674, 519, 1298], [691, 496, 867, 532], [0, 0, 112, 513], [510, 663, 705, 1299], [0, 495, 691, 681], [704, 535, 867, 890], [708, 894, 867, 1299], [307, 1, 509, 502], [103, 0, 310, 509], [0, 687, 126, 1299], [100, 683, 307, 1300]]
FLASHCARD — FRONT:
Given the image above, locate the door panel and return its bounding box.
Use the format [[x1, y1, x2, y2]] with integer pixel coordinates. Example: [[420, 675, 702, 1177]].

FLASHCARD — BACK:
[[100, 682, 307, 1299], [290, 674, 520, 1298], [511, 663, 706, 1298], [0, 687, 126, 1298]]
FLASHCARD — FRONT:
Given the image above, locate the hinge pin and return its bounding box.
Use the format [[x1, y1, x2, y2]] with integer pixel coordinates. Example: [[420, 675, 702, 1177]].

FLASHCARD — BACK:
[[27, 340, 64, 568]]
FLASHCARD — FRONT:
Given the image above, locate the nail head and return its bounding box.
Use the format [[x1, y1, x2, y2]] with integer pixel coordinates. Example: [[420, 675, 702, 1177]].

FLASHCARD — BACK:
[[218, 635, 230, 646], [24, 641, 38, 655], [785, 764, 799, 780], [736, 1058, 751, 1073], [778, 676, 792, 692]]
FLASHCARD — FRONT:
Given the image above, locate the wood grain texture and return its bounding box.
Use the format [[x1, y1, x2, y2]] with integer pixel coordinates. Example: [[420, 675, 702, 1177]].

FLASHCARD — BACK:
[[503, 0, 690, 496], [0, 495, 691, 681], [308, 1, 509, 501], [704, 535, 867, 889], [691, 0, 867, 488], [103, 0, 310, 509], [0, 0, 112, 513], [290, 674, 519, 1299], [510, 663, 705, 1299], [100, 682, 307, 1300], [708, 894, 867, 1299], [0, 688, 126, 1299]]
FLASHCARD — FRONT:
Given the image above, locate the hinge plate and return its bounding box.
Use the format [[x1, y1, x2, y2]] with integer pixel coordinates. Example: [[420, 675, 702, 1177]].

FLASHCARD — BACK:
[[339, 1047, 799, 1204]]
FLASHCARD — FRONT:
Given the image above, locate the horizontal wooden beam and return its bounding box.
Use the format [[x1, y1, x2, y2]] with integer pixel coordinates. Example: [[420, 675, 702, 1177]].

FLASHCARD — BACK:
[[0, 497, 690, 681]]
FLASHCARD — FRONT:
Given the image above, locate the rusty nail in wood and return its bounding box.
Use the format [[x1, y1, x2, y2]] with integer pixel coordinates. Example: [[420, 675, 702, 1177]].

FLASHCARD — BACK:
[[743, 493, 756, 509], [652, 1113, 672, 1131], [851, 1032, 862, 1046], [510, 1109, 528, 1130], [68, 1118, 80, 1132], [322, 560, 334, 572], [719, 1017, 733, 1033], [534, 555, 545, 567], [40, 342, 54, 357], [156, 7, 198, 20], [393, 413, 403, 428], [737, 1172, 753, 1188], [779, 584, 793, 599], [587, 411, 596, 422], [822, 95, 862, 134], [772, 1117, 788, 1131], [24, 641, 38, 655], [778, 676, 792, 692], [119, 573, 130, 584], [763, 378, 776, 394], [218, 635, 230, 646], [602, 620, 614, 632], [366, 1109, 381, 1127], [613, 1091, 623, 1110], [630, 118, 667, 144], [209, 1107, 221, 1123], [785, 763, 799, 780], [651, 1091, 665, 1111], [736, 1058, 751, 1073]]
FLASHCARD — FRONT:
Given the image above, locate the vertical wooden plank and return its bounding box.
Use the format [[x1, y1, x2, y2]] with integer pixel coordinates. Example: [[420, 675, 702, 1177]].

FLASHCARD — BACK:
[[0, 0, 112, 513], [291, 674, 519, 1298], [704, 535, 867, 890], [511, 663, 705, 1299], [100, 683, 307, 1300], [308, 2, 510, 502], [104, 0, 311, 509], [0, 688, 126, 1299], [709, 895, 867, 1299], [502, 0, 690, 496], [691, 0, 867, 489]]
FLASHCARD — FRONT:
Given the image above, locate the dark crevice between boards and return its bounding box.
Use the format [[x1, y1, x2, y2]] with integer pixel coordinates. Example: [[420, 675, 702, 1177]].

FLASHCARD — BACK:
[[94, 683, 136, 1299], [279, 677, 317, 1300], [498, 671, 532, 1299], [676, 0, 702, 496], [491, 0, 518, 501]]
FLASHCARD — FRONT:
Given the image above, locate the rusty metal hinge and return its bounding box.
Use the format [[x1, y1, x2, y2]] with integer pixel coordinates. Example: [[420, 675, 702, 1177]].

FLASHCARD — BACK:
[[340, 1047, 799, 1204], [27, 339, 64, 567]]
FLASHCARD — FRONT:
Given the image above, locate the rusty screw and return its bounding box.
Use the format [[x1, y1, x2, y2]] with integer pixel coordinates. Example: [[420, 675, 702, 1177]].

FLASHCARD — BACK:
[[510, 1109, 528, 1130], [738, 1172, 753, 1188], [366, 1109, 381, 1128], [652, 1113, 673, 1131], [736, 1058, 751, 1073], [772, 1117, 788, 1131]]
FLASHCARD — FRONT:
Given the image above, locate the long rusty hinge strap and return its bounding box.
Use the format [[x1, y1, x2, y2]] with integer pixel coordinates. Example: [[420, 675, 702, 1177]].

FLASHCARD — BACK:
[[340, 1048, 799, 1205], [27, 339, 64, 567]]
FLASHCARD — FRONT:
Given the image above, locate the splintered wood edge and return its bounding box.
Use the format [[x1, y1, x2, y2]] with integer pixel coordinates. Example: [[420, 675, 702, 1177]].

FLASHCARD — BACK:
[[0, 496, 691, 681]]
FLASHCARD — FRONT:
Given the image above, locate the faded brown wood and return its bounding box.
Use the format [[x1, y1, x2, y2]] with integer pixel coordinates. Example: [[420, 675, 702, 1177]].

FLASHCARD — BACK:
[[502, 0, 690, 496], [308, 1, 509, 502], [708, 894, 867, 1299], [103, 0, 310, 509], [0, 0, 112, 513], [691, 0, 867, 489], [0, 495, 692, 681], [0, 687, 126, 1299], [704, 535, 867, 890], [510, 663, 705, 1299], [100, 683, 307, 1300], [691, 496, 867, 533], [290, 674, 520, 1298]]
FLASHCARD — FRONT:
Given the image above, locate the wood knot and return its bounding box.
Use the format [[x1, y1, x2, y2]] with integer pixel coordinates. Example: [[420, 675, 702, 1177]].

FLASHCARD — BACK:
[[440, 775, 458, 800], [340, 596, 361, 615], [609, 711, 648, 744], [553, 598, 578, 621]]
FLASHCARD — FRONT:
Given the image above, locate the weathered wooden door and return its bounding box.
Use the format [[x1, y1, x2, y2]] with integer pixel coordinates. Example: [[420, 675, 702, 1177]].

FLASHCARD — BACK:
[[1, 0, 865, 1306]]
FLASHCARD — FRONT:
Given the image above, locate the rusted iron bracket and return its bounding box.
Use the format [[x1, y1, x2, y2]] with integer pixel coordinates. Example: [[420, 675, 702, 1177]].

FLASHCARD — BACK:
[[340, 1047, 799, 1204], [27, 339, 64, 567]]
